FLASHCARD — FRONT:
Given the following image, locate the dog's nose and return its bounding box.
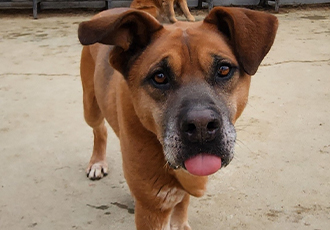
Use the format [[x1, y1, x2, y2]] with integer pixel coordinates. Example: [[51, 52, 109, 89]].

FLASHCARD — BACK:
[[181, 109, 220, 143]]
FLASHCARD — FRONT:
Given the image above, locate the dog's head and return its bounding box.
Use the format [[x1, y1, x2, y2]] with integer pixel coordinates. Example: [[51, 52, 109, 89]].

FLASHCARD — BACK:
[[79, 7, 278, 176]]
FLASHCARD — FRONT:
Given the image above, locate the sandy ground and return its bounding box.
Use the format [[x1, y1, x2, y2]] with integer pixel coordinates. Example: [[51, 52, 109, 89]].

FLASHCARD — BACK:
[[0, 7, 330, 230]]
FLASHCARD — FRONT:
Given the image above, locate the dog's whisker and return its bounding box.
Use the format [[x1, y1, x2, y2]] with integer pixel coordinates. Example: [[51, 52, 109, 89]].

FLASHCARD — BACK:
[[232, 154, 240, 160], [236, 139, 253, 154], [235, 123, 253, 129], [246, 101, 257, 110], [236, 127, 251, 133]]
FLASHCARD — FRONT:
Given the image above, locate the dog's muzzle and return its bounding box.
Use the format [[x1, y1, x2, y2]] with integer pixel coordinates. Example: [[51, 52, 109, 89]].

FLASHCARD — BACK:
[[164, 106, 235, 176], [162, 84, 236, 176]]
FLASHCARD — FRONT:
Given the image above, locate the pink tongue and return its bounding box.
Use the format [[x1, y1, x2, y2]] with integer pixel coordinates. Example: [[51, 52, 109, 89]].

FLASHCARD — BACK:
[[184, 154, 222, 176]]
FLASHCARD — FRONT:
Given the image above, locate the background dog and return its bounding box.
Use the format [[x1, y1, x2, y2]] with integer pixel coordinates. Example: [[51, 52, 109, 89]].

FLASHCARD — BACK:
[[130, 0, 195, 22], [78, 7, 278, 229]]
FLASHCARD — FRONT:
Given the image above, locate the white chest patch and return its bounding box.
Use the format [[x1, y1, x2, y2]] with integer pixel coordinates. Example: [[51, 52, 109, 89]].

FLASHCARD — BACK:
[[156, 186, 186, 211]]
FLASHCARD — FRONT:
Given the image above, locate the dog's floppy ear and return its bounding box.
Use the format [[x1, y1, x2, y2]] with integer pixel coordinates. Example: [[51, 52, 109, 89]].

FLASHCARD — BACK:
[[204, 7, 278, 75], [78, 8, 163, 76]]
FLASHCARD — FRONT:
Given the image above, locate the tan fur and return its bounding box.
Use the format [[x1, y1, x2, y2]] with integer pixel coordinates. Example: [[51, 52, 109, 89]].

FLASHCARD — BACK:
[[78, 7, 278, 229], [130, 0, 195, 23]]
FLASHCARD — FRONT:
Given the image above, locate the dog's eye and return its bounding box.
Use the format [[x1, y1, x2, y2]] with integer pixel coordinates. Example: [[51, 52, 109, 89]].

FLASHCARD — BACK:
[[152, 72, 169, 85], [217, 65, 232, 78]]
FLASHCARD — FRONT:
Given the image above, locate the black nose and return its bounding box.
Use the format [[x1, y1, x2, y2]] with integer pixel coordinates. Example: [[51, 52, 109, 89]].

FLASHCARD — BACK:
[[180, 109, 220, 143]]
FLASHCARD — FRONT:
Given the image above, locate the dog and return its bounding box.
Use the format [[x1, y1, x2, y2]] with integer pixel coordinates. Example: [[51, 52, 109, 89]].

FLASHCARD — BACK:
[[78, 7, 278, 229], [130, 0, 195, 23]]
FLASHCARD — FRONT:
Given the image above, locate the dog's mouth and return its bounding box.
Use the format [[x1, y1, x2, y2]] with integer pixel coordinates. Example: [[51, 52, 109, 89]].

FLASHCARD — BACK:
[[167, 152, 233, 176], [183, 153, 222, 176], [163, 116, 236, 176]]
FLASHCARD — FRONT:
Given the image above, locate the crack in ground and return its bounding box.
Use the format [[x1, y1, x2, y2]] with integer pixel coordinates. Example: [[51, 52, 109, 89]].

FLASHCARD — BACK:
[[261, 59, 330, 66], [0, 72, 79, 77]]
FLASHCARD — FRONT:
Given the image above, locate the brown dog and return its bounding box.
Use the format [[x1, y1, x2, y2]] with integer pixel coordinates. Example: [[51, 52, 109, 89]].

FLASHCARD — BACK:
[[78, 7, 278, 230], [130, 0, 195, 23]]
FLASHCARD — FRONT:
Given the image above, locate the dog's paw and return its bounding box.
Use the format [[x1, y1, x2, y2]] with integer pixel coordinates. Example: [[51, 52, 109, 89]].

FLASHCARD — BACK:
[[169, 16, 178, 23], [171, 223, 191, 230], [86, 161, 108, 180], [187, 16, 195, 22]]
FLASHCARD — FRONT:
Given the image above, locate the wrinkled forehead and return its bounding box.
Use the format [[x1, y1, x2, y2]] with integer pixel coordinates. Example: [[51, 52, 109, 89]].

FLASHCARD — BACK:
[[160, 21, 235, 56], [137, 21, 237, 77]]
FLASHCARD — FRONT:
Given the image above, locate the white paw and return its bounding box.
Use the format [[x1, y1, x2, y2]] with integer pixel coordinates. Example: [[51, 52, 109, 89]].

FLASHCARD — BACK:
[[86, 161, 108, 180], [171, 222, 191, 230]]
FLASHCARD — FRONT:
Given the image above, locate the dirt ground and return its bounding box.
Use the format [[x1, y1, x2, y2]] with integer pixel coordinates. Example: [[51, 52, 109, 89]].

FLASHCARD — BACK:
[[0, 6, 329, 230]]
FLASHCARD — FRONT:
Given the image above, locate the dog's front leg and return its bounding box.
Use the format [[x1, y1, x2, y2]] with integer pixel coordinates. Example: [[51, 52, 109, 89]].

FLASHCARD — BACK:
[[135, 201, 172, 230], [81, 46, 109, 180], [86, 122, 108, 179], [170, 194, 191, 230]]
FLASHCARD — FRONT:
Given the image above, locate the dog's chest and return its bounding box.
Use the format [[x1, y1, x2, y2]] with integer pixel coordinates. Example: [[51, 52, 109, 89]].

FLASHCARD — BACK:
[[156, 186, 186, 210]]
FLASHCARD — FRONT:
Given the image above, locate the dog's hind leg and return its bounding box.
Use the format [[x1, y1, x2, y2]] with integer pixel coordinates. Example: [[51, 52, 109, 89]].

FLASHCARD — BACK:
[[177, 0, 195, 22], [163, 0, 178, 23], [80, 46, 108, 180]]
